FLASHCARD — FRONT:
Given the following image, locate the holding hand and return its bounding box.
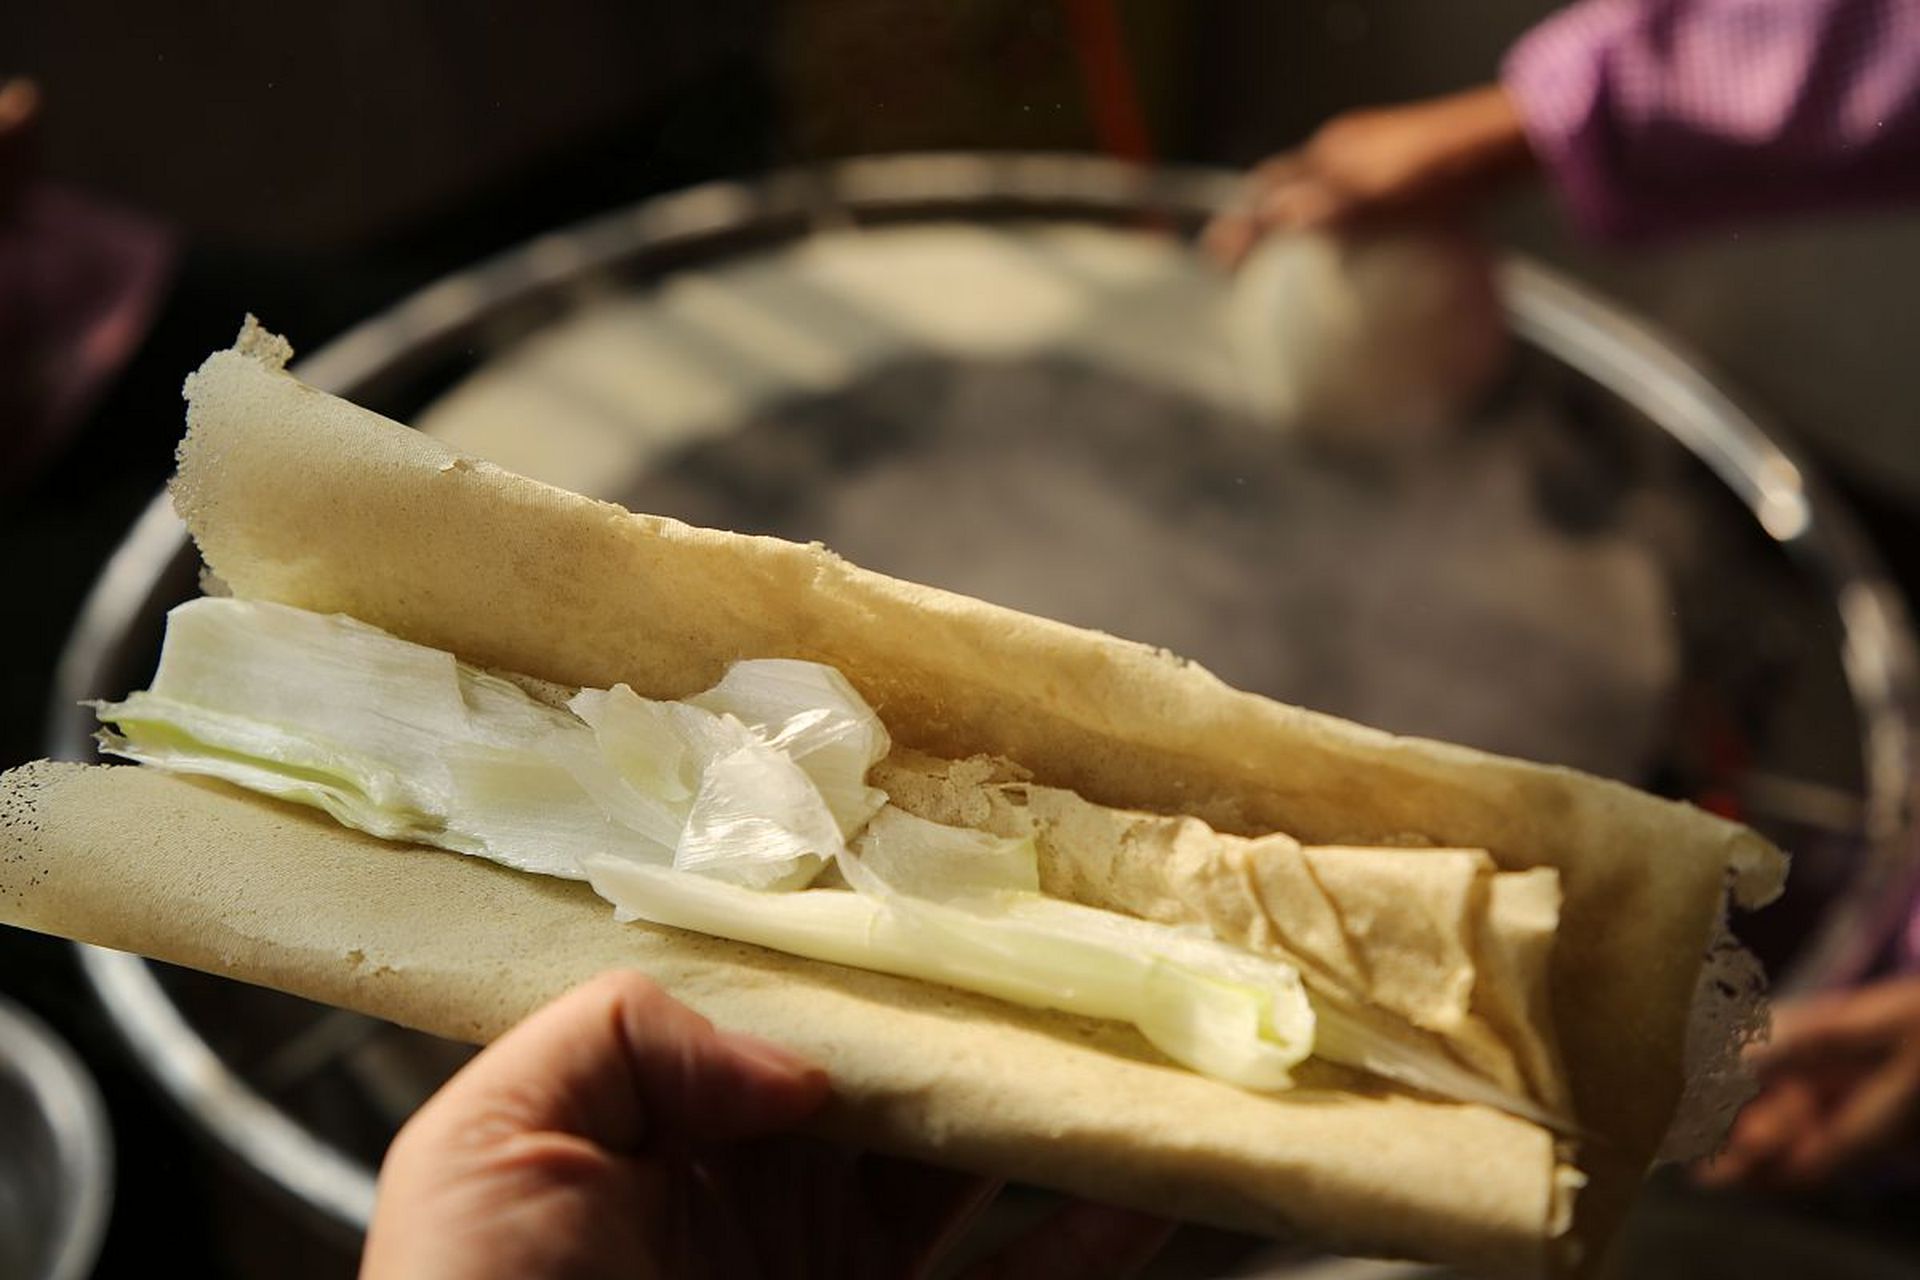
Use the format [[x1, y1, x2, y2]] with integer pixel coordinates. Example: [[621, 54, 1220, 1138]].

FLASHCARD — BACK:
[[362, 971, 1171, 1279]]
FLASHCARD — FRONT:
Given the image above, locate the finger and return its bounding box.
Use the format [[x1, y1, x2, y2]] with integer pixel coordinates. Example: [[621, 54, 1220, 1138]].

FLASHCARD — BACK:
[[962, 1201, 1176, 1280], [1694, 1076, 1819, 1188], [410, 971, 829, 1155], [1760, 980, 1920, 1065], [1761, 995, 1875, 1062], [1256, 179, 1355, 232], [1203, 153, 1311, 266], [1246, 153, 1311, 190], [1203, 182, 1353, 267], [1781, 1048, 1920, 1185], [1693, 1126, 1759, 1189], [1200, 210, 1259, 267]]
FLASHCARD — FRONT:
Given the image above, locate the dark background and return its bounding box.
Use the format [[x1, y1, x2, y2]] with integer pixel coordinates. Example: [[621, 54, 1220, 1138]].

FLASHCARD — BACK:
[[4, 3, 1920, 1276]]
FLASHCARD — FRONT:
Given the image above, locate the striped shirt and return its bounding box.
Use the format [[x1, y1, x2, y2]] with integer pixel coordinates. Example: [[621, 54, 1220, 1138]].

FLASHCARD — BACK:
[[1502, 0, 1920, 241]]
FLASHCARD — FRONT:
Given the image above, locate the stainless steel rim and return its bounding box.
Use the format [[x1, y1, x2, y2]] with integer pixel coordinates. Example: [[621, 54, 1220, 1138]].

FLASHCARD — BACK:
[[0, 997, 114, 1280], [48, 151, 1920, 1237], [1502, 259, 1920, 987]]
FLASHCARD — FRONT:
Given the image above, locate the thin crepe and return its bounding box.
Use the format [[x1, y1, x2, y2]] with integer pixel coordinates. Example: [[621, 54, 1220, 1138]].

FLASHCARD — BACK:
[[0, 324, 1786, 1274]]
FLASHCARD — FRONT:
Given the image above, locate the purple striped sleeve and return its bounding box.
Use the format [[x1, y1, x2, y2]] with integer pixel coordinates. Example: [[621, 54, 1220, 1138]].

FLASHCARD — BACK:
[[1502, 0, 1920, 242]]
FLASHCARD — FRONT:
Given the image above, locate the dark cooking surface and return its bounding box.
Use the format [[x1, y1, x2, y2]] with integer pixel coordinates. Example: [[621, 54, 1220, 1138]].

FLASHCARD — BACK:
[[638, 355, 1688, 781]]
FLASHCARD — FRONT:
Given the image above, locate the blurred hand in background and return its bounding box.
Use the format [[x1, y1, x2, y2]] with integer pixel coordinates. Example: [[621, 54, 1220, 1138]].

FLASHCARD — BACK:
[[1699, 976, 1920, 1191], [1203, 84, 1534, 265], [1208, 0, 1920, 264]]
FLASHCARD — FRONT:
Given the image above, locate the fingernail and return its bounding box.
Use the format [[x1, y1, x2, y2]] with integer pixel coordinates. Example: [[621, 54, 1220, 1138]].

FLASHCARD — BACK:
[[725, 1031, 824, 1079]]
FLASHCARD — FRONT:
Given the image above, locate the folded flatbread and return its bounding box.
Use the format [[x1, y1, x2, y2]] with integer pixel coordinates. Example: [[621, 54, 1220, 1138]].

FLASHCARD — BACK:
[[0, 322, 1786, 1277]]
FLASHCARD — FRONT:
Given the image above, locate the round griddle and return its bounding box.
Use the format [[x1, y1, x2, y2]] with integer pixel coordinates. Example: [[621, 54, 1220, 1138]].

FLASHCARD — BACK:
[[47, 154, 1920, 1272]]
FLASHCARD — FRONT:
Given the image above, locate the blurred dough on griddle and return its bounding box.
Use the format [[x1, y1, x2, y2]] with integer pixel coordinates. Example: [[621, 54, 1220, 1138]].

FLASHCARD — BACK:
[[1226, 229, 1510, 451]]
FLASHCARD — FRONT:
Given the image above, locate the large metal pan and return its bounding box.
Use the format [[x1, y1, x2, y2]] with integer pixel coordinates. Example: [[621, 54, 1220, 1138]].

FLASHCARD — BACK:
[[47, 153, 1919, 1265]]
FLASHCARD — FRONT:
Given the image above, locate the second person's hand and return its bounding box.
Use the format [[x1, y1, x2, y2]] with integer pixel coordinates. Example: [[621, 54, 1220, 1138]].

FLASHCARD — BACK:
[[1698, 976, 1920, 1191], [1203, 83, 1536, 266]]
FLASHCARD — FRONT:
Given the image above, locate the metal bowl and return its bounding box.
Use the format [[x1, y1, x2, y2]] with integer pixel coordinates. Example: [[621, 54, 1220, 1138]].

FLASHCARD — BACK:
[[0, 997, 113, 1280], [46, 153, 1920, 1258]]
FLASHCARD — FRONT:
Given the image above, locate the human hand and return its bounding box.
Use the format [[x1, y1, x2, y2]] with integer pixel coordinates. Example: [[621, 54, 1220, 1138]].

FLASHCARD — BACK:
[[361, 971, 1172, 1279], [1203, 84, 1535, 267], [1697, 976, 1920, 1191], [0, 79, 38, 218]]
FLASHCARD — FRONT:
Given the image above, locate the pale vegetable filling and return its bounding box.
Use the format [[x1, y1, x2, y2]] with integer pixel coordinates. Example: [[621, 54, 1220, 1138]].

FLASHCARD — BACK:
[[95, 597, 1568, 1126]]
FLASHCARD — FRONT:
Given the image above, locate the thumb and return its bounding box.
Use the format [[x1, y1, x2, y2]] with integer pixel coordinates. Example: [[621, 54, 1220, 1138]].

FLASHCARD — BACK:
[[413, 971, 830, 1155]]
